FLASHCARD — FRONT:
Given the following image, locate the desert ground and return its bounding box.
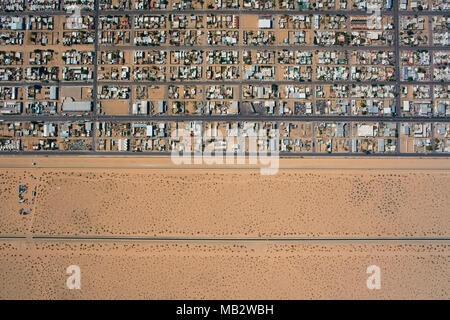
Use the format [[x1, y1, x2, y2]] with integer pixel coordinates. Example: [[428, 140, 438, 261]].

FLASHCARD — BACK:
[[0, 241, 448, 299], [0, 156, 449, 299]]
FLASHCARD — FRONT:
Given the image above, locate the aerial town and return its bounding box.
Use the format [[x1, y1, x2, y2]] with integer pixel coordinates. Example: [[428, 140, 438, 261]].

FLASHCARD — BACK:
[[0, 0, 448, 155]]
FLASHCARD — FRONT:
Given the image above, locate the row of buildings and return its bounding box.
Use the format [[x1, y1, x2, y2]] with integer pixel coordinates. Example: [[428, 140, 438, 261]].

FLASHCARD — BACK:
[[1, 120, 449, 153]]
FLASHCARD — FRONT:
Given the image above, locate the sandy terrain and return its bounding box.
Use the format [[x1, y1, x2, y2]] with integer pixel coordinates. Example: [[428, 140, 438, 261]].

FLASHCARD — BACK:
[[0, 157, 448, 299], [0, 170, 38, 235], [100, 100, 130, 115], [0, 241, 448, 299], [0, 164, 448, 237]]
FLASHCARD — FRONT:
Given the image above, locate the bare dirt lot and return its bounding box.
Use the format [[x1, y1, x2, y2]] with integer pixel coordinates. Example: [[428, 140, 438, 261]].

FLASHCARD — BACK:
[[0, 160, 448, 237]]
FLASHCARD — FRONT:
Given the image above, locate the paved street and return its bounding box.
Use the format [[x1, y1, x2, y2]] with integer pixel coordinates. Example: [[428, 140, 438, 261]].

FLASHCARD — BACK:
[[0, 8, 446, 16], [0, 114, 448, 122]]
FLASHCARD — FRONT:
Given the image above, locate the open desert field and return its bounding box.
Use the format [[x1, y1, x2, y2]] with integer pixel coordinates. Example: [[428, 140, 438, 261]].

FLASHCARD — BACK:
[[0, 156, 449, 299], [0, 157, 449, 238], [0, 241, 448, 299]]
